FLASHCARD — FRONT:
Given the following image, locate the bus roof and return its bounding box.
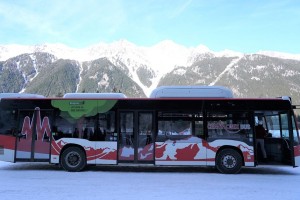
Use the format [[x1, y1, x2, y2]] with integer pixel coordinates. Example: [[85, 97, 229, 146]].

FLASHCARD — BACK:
[[0, 87, 292, 103]]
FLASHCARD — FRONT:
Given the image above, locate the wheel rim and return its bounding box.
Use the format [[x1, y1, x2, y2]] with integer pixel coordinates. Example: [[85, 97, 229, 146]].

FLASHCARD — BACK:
[[65, 151, 81, 168], [221, 154, 237, 169]]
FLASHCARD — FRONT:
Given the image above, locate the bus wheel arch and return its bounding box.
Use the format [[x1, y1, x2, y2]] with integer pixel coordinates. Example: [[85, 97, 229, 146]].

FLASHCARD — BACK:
[[215, 146, 244, 174], [60, 144, 87, 172]]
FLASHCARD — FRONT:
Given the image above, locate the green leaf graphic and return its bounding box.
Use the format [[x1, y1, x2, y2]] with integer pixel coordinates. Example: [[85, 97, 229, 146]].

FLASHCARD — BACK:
[[51, 100, 117, 119]]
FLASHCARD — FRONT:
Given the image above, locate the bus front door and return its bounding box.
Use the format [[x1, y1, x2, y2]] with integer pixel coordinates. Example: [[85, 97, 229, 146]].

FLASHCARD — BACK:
[[291, 112, 300, 167], [16, 109, 52, 162], [118, 111, 154, 163]]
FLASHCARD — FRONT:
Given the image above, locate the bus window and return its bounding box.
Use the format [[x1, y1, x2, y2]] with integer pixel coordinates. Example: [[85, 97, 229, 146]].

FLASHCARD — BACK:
[[98, 112, 116, 141], [53, 114, 92, 140], [280, 114, 289, 139], [195, 121, 204, 138], [120, 112, 134, 146], [265, 115, 279, 137], [158, 120, 192, 136], [265, 113, 289, 138], [0, 108, 17, 136], [53, 111, 115, 141], [157, 112, 202, 141], [292, 115, 299, 146], [138, 113, 153, 146]]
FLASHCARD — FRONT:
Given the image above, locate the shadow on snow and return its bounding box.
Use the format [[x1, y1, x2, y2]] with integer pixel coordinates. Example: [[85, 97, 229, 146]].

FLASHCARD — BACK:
[[0, 162, 298, 175]]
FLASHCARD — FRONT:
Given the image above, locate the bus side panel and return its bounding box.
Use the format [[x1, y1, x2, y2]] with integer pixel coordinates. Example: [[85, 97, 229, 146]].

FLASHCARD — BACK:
[[94, 141, 117, 164], [155, 141, 207, 165], [294, 145, 300, 167], [154, 138, 255, 167], [50, 138, 117, 164], [0, 135, 15, 162], [155, 136, 207, 165]]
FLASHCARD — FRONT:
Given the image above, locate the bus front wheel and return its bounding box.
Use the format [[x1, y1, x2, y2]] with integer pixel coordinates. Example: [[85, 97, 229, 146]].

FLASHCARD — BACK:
[[216, 148, 242, 174], [60, 146, 86, 172]]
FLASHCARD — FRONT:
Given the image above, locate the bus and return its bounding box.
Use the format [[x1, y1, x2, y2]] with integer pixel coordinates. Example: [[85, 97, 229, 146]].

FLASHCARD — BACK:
[[0, 86, 299, 174]]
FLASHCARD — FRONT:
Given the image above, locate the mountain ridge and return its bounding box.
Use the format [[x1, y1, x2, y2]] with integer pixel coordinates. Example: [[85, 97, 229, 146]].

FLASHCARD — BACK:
[[2, 40, 299, 63], [1, 41, 300, 105]]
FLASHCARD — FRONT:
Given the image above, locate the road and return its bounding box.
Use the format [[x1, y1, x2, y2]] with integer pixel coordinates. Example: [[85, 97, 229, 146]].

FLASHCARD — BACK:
[[1, 161, 300, 200]]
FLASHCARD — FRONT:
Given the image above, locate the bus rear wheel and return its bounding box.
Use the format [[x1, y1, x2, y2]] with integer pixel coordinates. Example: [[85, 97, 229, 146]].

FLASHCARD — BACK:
[[60, 146, 86, 172], [216, 148, 242, 174]]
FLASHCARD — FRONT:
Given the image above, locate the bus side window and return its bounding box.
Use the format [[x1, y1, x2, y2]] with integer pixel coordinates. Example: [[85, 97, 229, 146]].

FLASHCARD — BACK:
[[207, 111, 251, 140], [292, 115, 299, 145], [195, 121, 204, 138], [0, 109, 17, 136]]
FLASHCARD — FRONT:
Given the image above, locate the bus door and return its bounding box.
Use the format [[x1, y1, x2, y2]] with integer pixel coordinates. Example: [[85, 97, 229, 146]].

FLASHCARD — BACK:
[[276, 112, 300, 167], [118, 111, 154, 163], [290, 110, 300, 167], [260, 110, 300, 167], [16, 109, 53, 161]]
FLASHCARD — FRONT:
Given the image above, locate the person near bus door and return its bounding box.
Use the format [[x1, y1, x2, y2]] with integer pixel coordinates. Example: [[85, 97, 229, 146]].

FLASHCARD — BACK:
[[255, 122, 267, 160]]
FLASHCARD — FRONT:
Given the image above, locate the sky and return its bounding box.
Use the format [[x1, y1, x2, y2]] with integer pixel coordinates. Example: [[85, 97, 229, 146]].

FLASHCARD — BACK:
[[0, 0, 299, 54]]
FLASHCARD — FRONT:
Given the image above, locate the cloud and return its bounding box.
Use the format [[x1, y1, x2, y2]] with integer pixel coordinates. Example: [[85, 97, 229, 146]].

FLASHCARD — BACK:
[[169, 0, 193, 19], [0, 0, 128, 46], [0, 1, 61, 39]]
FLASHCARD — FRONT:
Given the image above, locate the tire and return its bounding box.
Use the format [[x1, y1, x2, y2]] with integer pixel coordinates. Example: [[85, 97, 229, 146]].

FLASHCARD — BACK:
[[216, 148, 243, 174], [60, 146, 86, 172]]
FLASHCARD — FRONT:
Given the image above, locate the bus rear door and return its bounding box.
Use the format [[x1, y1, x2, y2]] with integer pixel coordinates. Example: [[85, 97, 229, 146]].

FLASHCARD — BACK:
[[16, 108, 53, 162]]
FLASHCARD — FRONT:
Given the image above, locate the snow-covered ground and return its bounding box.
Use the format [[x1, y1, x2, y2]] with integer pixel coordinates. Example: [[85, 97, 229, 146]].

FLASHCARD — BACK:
[[1, 161, 300, 200]]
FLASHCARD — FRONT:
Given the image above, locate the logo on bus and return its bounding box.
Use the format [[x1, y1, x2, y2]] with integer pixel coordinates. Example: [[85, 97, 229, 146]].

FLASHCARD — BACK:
[[21, 107, 51, 141], [207, 121, 250, 134]]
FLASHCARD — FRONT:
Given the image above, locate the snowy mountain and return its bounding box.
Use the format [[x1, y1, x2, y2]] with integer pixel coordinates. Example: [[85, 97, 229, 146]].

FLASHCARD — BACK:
[[160, 54, 300, 102], [1, 40, 300, 104]]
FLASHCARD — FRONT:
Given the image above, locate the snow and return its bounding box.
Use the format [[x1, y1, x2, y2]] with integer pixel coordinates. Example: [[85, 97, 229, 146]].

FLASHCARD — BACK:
[[257, 51, 300, 61], [75, 62, 83, 93], [1, 161, 300, 200], [89, 72, 98, 79], [256, 65, 267, 71], [251, 77, 260, 81], [283, 70, 299, 77], [209, 56, 243, 86], [215, 49, 244, 58], [20, 54, 38, 93], [173, 68, 187, 75], [98, 74, 109, 87], [2, 40, 300, 97], [146, 40, 190, 74], [0, 44, 32, 61]]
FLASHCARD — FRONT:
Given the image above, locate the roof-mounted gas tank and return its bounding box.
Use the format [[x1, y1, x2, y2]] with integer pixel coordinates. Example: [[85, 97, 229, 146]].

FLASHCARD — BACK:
[[63, 93, 127, 99], [149, 86, 234, 98], [0, 93, 45, 99]]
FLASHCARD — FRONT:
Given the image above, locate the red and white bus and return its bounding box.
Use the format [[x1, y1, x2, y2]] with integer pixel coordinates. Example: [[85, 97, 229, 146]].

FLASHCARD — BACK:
[[0, 86, 299, 174]]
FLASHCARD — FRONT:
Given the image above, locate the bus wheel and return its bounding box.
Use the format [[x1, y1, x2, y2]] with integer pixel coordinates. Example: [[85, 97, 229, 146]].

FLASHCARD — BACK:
[[216, 148, 242, 174], [60, 146, 86, 172]]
